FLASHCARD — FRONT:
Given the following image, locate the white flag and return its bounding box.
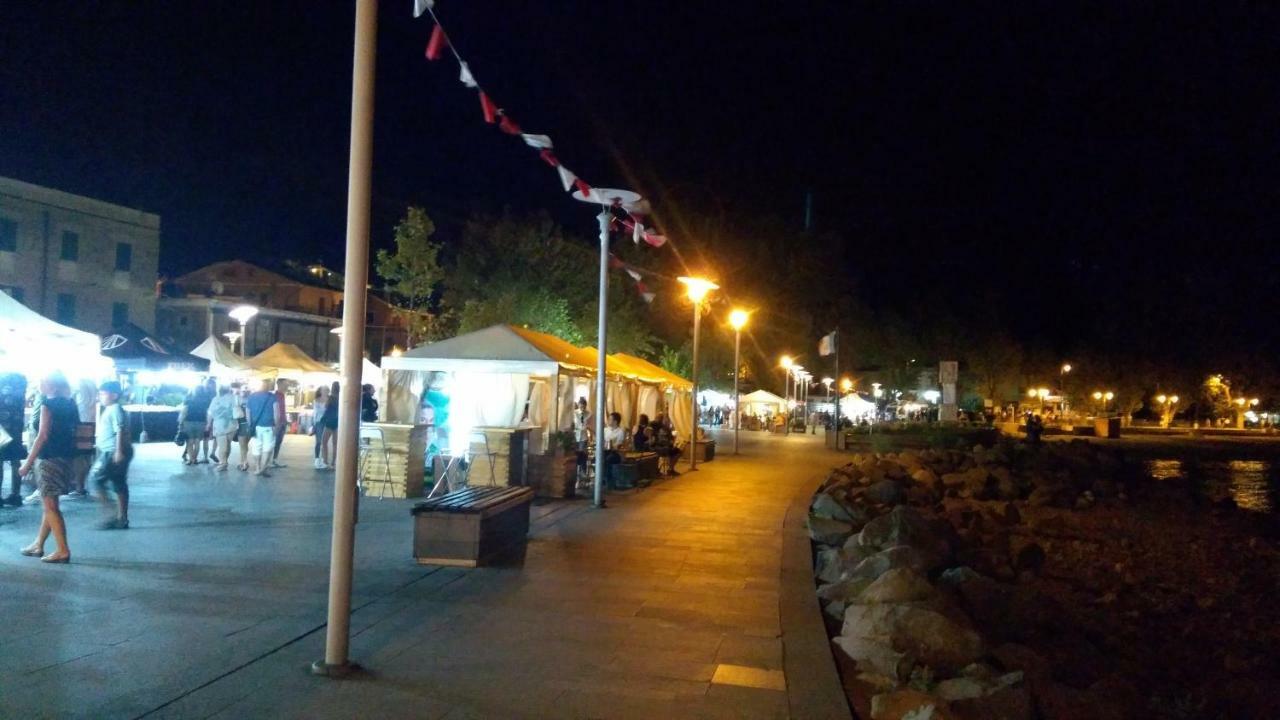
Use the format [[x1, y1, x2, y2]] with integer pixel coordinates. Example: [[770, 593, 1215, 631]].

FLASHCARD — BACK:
[[818, 330, 837, 357], [626, 268, 642, 282], [556, 165, 576, 192], [521, 134, 553, 149], [458, 62, 477, 88], [632, 221, 644, 244], [413, 0, 434, 18]]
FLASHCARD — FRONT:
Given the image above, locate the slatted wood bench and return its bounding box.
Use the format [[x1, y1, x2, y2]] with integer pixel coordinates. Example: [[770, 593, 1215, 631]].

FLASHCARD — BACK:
[[411, 486, 534, 567]]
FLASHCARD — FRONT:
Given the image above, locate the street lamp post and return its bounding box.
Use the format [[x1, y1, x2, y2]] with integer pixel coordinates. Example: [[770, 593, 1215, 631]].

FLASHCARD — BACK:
[[729, 309, 748, 455], [679, 276, 718, 471], [1060, 363, 1072, 417], [780, 355, 793, 435], [222, 331, 242, 355], [228, 304, 259, 358], [313, 0, 376, 679]]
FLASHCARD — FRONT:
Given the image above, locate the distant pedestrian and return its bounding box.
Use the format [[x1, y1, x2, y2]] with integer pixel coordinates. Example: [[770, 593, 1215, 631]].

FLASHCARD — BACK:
[[312, 385, 328, 469], [0, 372, 27, 507], [319, 381, 339, 469], [91, 381, 132, 530], [206, 384, 237, 472], [18, 372, 77, 563], [245, 379, 278, 476], [232, 383, 252, 471], [270, 379, 288, 468], [178, 383, 212, 465], [573, 397, 591, 477], [360, 384, 379, 423]]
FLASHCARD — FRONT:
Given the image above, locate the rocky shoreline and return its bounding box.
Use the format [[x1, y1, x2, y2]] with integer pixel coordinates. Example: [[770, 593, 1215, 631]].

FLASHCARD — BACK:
[[809, 440, 1279, 719]]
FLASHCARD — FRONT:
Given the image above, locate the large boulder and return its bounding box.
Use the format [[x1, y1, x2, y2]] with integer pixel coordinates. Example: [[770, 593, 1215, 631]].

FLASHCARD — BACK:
[[865, 479, 905, 505], [841, 603, 986, 674], [833, 634, 914, 679], [808, 516, 855, 546], [859, 568, 936, 604], [857, 506, 951, 565], [818, 575, 876, 619], [811, 491, 866, 526], [816, 544, 876, 583], [843, 545, 934, 583]]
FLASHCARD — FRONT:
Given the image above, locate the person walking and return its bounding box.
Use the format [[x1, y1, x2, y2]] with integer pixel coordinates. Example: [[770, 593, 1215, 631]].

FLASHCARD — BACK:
[[232, 383, 252, 471], [206, 384, 237, 472], [572, 397, 591, 479], [269, 379, 289, 469], [311, 385, 328, 469], [245, 379, 277, 476], [0, 373, 27, 507], [18, 373, 78, 563], [69, 377, 98, 497], [177, 383, 212, 465], [360, 384, 379, 423], [90, 381, 132, 530], [319, 381, 339, 469]]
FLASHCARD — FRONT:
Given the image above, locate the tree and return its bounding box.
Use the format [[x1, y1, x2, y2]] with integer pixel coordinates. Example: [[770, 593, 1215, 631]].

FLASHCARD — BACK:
[[376, 207, 443, 346]]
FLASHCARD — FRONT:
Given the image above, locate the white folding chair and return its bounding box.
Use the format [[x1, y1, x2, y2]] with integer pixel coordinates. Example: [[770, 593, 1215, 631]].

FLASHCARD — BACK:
[[357, 424, 393, 499]]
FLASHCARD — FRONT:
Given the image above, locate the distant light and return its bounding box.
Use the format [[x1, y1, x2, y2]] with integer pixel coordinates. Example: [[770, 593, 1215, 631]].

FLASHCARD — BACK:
[[780, 355, 793, 369], [1062, 363, 1072, 373], [229, 304, 259, 324], [1170, 395, 1179, 404], [1104, 391, 1114, 401], [922, 390, 941, 403], [728, 309, 749, 330], [1093, 391, 1103, 400], [389, 347, 403, 357], [1156, 394, 1167, 404], [840, 378, 853, 392]]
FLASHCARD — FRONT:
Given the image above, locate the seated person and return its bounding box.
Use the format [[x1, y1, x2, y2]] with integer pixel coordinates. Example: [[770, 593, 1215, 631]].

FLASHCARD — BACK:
[[632, 414, 651, 452], [603, 412, 627, 483], [651, 413, 680, 476]]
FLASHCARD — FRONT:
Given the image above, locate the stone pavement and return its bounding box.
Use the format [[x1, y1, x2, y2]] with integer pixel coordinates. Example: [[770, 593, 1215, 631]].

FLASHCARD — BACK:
[[0, 429, 850, 719]]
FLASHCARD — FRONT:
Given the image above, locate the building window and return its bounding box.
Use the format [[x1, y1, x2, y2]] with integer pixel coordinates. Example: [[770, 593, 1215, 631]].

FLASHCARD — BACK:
[[0, 285, 22, 303], [60, 231, 79, 261], [0, 217, 16, 252], [56, 293, 76, 325], [115, 242, 132, 271], [111, 302, 128, 327]]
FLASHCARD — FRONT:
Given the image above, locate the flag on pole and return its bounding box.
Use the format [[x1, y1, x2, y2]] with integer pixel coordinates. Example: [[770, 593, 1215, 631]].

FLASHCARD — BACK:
[[818, 330, 837, 357], [642, 232, 667, 248], [458, 62, 477, 88], [625, 268, 642, 282], [522, 134, 553, 149], [478, 91, 498, 123], [413, 0, 434, 18], [498, 114, 522, 135], [425, 24, 448, 60], [556, 165, 576, 191], [632, 221, 644, 245]]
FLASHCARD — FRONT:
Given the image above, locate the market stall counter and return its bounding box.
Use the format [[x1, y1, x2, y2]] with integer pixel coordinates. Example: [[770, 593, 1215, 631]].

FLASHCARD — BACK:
[[124, 404, 181, 443]]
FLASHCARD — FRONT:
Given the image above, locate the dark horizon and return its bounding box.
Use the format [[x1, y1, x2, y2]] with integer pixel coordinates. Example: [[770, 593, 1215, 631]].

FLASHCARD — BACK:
[[3, 1, 1279, 362]]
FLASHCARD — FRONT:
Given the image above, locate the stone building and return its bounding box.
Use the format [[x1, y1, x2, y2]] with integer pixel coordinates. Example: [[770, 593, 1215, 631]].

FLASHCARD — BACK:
[[0, 176, 160, 332]]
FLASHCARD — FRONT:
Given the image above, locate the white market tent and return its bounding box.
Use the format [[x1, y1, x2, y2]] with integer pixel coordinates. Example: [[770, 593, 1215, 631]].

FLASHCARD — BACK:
[[190, 335, 252, 377], [247, 342, 336, 381], [0, 291, 109, 380], [382, 324, 694, 451], [841, 392, 878, 420], [740, 389, 787, 416]]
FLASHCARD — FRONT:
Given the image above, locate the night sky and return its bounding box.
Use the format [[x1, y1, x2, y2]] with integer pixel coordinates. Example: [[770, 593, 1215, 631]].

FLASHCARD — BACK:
[[3, 2, 1279, 358]]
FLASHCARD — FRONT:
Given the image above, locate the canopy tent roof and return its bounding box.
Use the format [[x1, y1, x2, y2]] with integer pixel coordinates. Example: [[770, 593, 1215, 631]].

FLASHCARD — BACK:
[[247, 342, 334, 375], [383, 324, 597, 375], [741, 389, 786, 406], [101, 323, 210, 372], [190, 335, 251, 371], [610, 353, 692, 390], [0, 291, 100, 353]]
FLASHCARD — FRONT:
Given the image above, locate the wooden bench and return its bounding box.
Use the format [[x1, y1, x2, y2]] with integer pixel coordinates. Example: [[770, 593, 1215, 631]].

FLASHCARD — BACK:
[[411, 486, 534, 567]]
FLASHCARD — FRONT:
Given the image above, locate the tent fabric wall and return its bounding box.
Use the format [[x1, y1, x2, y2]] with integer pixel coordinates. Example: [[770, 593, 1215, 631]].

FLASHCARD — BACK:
[[669, 389, 693, 441], [387, 369, 428, 424], [638, 385, 661, 421]]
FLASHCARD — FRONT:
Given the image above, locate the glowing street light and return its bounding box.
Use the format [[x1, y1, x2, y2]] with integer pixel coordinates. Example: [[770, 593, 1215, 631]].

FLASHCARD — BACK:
[[222, 331, 242, 354], [679, 276, 719, 470], [728, 309, 749, 455], [228, 304, 259, 358], [840, 377, 853, 393]]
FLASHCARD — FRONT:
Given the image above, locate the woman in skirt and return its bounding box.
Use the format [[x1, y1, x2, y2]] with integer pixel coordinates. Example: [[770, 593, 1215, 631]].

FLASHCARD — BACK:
[[18, 372, 79, 563]]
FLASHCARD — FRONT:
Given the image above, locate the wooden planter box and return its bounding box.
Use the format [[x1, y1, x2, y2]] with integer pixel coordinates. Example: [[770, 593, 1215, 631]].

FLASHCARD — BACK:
[[682, 439, 716, 462], [527, 452, 577, 498], [411, 486, 534, 567]]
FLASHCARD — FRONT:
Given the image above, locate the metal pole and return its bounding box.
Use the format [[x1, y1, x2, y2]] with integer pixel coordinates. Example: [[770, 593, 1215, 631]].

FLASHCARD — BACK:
[[732, 328, 740, 455], [313, 0, 376, 678], [592, 210, 609, 508], [690, 300, 701, 470], [783, 370, 790, 435]]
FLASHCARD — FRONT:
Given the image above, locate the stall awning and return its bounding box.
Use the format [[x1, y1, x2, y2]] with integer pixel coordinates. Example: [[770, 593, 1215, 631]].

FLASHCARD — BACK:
[[0, 291, 100, 353], [610, 353, 692, 390], [101, 323, 210, 372], [382, 324, 594, 375], [190, 335, 251, 372], [247, 342, 334, 375]]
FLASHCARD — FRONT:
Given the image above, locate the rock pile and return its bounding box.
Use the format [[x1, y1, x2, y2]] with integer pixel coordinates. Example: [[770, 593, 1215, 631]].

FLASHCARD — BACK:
[[811, 442, 1140, 720]]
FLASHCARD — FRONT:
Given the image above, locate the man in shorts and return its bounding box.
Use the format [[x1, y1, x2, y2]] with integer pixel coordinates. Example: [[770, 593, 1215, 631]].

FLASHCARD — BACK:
[[91, 381, 132, 529], [246, 379, 278, 476]]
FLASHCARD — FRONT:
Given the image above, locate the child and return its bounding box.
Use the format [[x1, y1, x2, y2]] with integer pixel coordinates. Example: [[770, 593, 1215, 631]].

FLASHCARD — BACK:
[[91, 381, 133, 529]]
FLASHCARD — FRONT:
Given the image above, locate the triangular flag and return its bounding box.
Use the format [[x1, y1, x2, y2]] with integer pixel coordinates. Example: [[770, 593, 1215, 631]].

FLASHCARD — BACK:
[[556, 165, 576, 192], [539, 149, 559, 167], [413, 0, 434, 18], [425, 24, 448, 61], [478, 91, 497, 123], [626, 268, 642, 282], [632, 221, 644, 245], [498, 114, 522, 135], [642, 292, 656, 304], [643, 233, 667, 248], [573, 177, 593, 197], [458, 62, 477, 88], [608, 255, 625, 269], [522, 134, 553, 149]]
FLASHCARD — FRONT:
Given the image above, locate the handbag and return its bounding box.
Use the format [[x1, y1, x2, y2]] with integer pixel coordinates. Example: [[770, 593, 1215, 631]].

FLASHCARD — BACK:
[[174, 430, 188, 446]]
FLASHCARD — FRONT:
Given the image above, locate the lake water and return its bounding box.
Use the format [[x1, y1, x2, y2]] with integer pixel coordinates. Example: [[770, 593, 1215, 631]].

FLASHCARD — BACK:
[[1145, 458, 1277, 513]]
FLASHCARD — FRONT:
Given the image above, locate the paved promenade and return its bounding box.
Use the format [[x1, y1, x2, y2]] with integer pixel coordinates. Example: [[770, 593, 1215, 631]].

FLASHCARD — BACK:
[[0, 429, 849, 719]]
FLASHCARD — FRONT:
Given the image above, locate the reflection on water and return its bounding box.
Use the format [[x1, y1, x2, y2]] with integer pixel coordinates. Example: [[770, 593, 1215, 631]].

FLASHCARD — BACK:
[[1143, 458, 1275, 513]]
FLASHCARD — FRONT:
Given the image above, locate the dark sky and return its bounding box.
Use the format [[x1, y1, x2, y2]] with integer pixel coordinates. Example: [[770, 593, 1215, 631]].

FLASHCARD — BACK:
[[3, 1, 1279, 357]]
